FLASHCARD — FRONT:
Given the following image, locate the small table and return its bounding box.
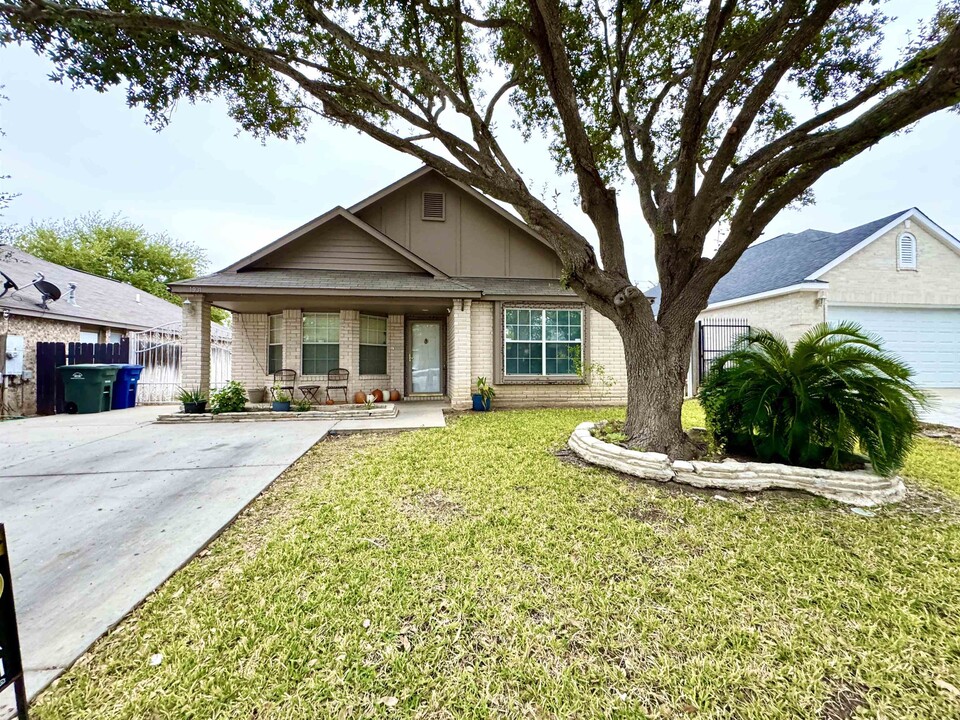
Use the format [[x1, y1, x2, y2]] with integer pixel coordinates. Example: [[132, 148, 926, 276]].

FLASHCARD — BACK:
[[299, 385, 323, 405]]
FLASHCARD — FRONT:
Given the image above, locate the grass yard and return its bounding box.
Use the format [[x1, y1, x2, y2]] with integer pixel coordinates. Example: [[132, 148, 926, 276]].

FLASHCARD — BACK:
[[34, 405, 960, 719]]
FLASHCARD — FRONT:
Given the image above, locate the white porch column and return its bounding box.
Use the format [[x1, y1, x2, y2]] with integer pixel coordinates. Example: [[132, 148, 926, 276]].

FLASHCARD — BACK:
[[182, 293, 211, 392], [448, 299, 473, 408]]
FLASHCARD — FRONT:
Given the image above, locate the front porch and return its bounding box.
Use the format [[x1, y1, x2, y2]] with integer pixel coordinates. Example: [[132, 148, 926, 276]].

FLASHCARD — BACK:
[[179, 293, 477, 408]]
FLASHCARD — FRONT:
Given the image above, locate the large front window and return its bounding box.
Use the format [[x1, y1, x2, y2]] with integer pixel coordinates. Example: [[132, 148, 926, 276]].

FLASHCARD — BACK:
[[359, 314, 387, 375], [504, 308, 582, 376], [302, 312, 340, 375]]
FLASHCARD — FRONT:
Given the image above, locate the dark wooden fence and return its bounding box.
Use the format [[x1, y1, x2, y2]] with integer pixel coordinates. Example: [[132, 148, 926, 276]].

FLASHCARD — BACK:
[[35, 340, 130, 415]]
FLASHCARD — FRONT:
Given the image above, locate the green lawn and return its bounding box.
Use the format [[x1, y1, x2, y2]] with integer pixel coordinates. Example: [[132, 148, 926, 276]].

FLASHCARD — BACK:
[[34, 406, 960, 719]]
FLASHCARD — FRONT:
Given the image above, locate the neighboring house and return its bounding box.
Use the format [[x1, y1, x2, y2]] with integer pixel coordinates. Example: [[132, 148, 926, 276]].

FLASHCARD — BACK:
[[0, 244, 227, 415], [687, 208, 960, 387], [170, 166, 627, 407]]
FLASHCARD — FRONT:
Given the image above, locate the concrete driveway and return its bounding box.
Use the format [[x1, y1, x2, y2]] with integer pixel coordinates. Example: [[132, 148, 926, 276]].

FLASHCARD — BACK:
[[921, 389, 960, 428], [0, 405, 333, 714]]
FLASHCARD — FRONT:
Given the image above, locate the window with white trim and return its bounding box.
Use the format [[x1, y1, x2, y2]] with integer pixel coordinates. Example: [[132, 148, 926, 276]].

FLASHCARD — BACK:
[[504, 308, 582, 376], [268, 314, 283, 374], [302, 312, 340, 375], [897, 232, 917, 270], [359, 314, 387, 375]]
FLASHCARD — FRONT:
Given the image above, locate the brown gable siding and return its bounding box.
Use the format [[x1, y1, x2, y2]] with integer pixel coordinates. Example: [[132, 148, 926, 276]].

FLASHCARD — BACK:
[[251, 216, 422, 273], [355, 173, 562, 279]]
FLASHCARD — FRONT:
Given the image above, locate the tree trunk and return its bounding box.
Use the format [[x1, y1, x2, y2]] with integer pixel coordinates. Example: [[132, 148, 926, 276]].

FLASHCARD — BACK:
[[619, 314, 698, 458]]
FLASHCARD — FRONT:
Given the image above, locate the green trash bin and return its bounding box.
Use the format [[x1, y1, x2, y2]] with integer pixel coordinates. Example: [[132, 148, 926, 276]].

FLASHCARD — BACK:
[[57, 364, 120, 414]]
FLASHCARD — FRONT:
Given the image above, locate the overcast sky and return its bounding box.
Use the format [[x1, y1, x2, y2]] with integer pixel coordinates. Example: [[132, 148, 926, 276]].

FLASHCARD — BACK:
[[2, 0, 959, 288]]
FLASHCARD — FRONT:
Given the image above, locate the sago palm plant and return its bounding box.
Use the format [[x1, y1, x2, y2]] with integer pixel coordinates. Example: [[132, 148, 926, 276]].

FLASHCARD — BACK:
[[699, 323, 926, 475]]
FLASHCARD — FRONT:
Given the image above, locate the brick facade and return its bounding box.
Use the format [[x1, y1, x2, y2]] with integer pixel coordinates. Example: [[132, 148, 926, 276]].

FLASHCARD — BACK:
[[1, 314, 81, 416], [181, 293, 211, 392], [230, 299, 628, 408]]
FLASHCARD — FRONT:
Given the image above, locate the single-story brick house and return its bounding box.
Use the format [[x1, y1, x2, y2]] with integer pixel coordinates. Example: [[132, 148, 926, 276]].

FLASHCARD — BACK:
[[650, 208, 960, 388], [170, 167, 627, 408], [0, 244, 209, 415]]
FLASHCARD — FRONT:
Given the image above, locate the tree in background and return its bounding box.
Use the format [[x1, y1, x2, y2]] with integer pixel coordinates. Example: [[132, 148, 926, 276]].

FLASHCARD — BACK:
[[13, 214, 229, 324], [3, 0, 959, 454]]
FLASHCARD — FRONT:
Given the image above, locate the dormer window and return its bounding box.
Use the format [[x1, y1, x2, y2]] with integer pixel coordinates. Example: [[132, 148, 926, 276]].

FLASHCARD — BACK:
[[897, 232, 917, 270], [422, 191, 446, 221]]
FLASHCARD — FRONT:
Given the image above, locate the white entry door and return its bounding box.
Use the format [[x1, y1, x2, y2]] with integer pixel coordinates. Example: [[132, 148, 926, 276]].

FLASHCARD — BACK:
[[829, 305, 960, 387], [409, 321, 443, 394]]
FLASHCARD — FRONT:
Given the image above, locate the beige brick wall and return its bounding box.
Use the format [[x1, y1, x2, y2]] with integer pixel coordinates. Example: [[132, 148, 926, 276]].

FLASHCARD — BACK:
[[180, 293, 211, 392], [232, 312, 270, 393], [470, 301, 627, 407], [1, 314, 80, 416], [232, 308, 404, 402], [447, 299, 473, 408], [822, 221, 960, 307], [699, 291, 824, 346]]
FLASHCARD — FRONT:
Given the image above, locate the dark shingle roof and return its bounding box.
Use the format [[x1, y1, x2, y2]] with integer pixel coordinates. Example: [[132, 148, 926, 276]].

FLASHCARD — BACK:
[[455, 277, 575, 297], [173, 270, 574, 298], [174, 269, 478, 293], [647, 210, 911, 313], [1, 245, 184, 330]]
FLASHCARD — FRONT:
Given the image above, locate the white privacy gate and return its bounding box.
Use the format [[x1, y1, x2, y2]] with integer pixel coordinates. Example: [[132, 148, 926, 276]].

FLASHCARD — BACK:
[[132, 322, 232, 403]]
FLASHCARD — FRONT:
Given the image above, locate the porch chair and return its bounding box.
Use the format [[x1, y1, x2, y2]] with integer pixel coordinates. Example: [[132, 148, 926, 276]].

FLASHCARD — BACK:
[[271, 369, 297, 400], [325, 368, 350, 404]]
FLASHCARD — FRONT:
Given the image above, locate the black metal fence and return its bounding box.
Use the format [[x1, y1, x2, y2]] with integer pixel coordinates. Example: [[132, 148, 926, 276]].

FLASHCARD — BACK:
[[691, 318, 749, 394], [35, 339, 130, 415]]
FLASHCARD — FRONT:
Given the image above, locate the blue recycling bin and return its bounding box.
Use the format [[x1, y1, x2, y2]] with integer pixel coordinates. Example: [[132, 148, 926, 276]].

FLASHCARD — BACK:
[[110, 364, 144, 410]]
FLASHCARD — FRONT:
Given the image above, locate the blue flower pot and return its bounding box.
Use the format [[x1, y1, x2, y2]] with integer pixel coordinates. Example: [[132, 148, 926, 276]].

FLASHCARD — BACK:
[[472, 394, 491, 411], [272, 400, 291, 412]]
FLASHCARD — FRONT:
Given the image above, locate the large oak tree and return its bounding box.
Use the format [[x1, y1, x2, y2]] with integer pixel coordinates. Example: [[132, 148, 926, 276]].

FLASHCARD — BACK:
[[3, 0, 959, 454]]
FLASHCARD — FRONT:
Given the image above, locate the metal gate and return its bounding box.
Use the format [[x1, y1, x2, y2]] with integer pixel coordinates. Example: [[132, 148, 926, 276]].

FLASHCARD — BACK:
[[132, 322, 232, 403], [691, 318, 749, 393]]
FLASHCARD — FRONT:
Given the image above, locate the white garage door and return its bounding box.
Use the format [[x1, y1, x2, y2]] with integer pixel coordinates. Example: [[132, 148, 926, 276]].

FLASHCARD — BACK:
[[829, 305, 960, 387]]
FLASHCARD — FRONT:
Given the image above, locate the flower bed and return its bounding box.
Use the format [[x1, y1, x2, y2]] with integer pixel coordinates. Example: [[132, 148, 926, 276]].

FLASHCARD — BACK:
[[568, 421, 906, 507]]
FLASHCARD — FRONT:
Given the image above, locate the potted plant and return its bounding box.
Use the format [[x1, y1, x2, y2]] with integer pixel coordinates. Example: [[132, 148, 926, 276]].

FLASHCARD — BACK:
[[177, 387, 208, 414], [246, 386, 266, 404], [472, 376, 495, 411], [272, 384, 291, 412]]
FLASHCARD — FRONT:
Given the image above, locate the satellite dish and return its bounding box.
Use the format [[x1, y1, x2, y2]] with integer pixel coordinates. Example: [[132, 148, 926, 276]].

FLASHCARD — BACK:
[[0, 270, 17, 299], [35, 279, 62, 309]]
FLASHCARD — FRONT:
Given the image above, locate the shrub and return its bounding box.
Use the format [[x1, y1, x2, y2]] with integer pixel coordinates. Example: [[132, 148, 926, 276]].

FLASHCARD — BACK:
[[209, 381, 248, 414], [699, 323, 926, 475]]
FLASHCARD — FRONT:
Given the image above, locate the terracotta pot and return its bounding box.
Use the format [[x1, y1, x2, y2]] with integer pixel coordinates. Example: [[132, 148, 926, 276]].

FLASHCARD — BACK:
[[372, 389, 384, 402], [353, 391, 366, 404], [325, 398, 335, 406], [389, 389, 401, 402]]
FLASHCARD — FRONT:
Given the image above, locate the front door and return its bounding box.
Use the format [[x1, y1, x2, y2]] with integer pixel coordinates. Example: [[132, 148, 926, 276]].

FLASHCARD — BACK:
[[407, 320, 444, 395]]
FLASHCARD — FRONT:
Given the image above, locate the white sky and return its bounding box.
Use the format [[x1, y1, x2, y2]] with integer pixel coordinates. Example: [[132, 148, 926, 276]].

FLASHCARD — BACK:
[[1, 0, 958, 288]]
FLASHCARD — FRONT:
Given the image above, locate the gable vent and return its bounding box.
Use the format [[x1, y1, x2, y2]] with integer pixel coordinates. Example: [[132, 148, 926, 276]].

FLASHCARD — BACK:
[[422, 191, 446, 221], [897, 232, 917, 270]]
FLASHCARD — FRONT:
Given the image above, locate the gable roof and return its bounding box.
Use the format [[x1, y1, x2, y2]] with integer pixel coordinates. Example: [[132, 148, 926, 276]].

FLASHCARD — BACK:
[[221, 206, 448, 277], [0, 244, 188, 331], [348, 166, 554, 251], [647, 208, 960, 314]]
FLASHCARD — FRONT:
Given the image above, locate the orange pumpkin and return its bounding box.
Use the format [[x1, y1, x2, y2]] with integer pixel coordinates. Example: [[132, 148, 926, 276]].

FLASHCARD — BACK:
[[353, 391, 366, 404], [373, 389, 384, 402], [325, 398, 335, 406], [389, 389, 401, 402]]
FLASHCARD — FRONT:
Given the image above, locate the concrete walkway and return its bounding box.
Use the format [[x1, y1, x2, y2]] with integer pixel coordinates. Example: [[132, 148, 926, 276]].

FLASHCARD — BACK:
[[0, 406, 334, 715]]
